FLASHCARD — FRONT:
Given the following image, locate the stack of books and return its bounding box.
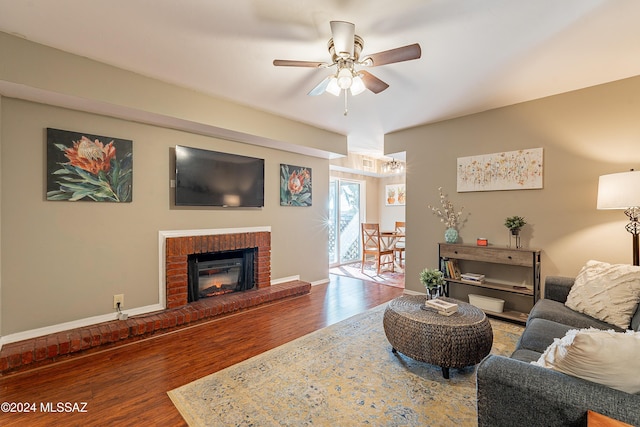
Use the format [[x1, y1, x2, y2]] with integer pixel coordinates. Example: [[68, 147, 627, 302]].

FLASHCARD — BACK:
[[440, 258, 461, 279], [460, 273, 485, 283], [424, 298, 459, 316]]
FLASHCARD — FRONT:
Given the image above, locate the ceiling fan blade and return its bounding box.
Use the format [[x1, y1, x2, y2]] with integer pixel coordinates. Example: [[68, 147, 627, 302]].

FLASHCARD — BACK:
[[359, 70, 389, 94], [361, 43, 421, 67], [307, 76, 332, 96], [330, 21, 355, 57], [273, 59, 327, 68]]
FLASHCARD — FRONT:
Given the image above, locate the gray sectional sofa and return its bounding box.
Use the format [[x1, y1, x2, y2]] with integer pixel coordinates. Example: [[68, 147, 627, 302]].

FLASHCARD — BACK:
[[476, 276, 640, 427]]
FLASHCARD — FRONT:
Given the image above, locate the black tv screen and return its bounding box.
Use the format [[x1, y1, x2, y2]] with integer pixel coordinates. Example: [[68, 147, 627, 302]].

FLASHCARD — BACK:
[[175, 145, 265, 207]]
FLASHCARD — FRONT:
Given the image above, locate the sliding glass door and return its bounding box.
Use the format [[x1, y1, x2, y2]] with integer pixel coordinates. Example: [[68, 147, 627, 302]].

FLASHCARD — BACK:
[[329, 178, 365, 266]]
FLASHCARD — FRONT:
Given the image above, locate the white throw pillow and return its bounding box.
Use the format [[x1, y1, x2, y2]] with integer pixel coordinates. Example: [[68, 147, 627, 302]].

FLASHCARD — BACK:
[[532, 328, 640, 394], [565, 260, 640, 329]]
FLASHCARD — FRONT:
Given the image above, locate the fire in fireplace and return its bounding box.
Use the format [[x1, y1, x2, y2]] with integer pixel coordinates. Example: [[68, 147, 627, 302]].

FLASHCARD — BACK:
[[187, 248, 256, 302]]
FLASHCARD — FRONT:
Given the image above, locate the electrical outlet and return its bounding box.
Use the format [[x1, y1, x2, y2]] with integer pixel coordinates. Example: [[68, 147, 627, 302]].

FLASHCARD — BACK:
[[113, 294, 124, 309]]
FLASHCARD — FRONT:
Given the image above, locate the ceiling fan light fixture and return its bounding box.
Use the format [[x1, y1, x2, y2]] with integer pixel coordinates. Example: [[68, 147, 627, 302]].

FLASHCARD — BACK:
[[337, 68, 353, 89], [350, 75, 366, 96], [326, 77, 341, 96], [273, 21, 422, 113]]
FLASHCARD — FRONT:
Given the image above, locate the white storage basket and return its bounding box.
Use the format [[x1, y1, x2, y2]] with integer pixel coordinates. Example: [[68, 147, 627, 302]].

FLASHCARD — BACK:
[[468, 294, 505, 313]]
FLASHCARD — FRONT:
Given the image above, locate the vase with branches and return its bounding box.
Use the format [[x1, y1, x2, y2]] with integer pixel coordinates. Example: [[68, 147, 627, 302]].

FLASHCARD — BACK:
[[428, 187, 467, 243]]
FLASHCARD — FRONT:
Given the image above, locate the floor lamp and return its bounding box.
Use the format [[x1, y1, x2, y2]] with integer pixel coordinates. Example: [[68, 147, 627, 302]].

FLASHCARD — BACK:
[[597, 170, 640, 266]]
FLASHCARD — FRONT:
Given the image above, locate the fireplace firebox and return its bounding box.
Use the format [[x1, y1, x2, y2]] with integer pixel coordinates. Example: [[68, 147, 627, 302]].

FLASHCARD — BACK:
[[187, 248, 256, 302]]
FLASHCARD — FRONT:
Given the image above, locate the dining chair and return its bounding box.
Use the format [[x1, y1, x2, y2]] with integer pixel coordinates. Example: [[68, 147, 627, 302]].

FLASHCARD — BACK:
[[361, 223, 395, 274], [393, 221, 406, 266]]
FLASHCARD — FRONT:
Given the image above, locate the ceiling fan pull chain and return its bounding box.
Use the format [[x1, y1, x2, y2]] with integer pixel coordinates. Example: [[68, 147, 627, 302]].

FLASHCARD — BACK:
[[344, 90, 349, 116]]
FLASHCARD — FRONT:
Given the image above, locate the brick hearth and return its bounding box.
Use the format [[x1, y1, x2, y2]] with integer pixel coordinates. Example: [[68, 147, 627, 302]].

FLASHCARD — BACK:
[[0, 281, 310, 375], [0, 229, 311, 375]]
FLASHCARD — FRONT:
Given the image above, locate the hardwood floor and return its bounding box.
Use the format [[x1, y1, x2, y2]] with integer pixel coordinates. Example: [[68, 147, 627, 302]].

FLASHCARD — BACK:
[[0, 275, 403, 426]]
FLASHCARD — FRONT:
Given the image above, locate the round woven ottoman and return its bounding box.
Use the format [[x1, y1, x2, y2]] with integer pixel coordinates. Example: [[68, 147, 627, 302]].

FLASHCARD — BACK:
[[383, 294, 493, 378]]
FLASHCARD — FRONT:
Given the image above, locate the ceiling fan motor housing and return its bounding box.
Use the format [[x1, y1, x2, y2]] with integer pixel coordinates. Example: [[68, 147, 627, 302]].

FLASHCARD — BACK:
[[328, 35, 364, 62]]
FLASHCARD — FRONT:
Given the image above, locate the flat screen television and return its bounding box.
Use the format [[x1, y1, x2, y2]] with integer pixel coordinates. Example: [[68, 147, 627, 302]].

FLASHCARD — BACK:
[[175, 145, 265, 207]]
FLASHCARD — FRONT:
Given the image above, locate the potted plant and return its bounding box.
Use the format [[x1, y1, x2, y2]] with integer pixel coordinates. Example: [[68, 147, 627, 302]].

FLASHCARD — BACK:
[[504, 216, 526, 235], [419, 268, 446, 300], [504, 215, 526, 248]]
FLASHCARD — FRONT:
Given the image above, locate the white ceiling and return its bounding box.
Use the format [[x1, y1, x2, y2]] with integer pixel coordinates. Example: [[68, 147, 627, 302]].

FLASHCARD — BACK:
[[1, 0, 640, 159]]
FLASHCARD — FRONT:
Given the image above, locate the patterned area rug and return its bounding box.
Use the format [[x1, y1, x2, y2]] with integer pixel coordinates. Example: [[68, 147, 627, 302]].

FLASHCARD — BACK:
[[329, 262, 405, 288], [168, 303, 523, 426]]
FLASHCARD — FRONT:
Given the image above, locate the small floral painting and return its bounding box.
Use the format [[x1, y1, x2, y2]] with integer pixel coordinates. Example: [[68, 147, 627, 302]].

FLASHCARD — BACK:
[[385, 184, 406, 206], [46, 128, 133, 202], [280, 164, 311, 206]]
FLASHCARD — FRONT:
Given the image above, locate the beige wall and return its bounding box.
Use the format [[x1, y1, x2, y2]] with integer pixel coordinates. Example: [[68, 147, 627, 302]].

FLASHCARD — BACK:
[[387, 75, 640, 293], [0, 98, 330, 335], [3, 30, 640, 335], [0, 32, 344, 337]]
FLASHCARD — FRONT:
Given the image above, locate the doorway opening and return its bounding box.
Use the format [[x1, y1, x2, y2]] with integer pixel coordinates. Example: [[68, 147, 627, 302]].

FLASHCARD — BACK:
[[328, 178, 365, 267]]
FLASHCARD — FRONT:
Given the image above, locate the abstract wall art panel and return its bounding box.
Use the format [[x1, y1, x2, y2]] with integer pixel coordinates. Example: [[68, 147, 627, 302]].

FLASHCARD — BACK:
[[457, 148, 543, 192]]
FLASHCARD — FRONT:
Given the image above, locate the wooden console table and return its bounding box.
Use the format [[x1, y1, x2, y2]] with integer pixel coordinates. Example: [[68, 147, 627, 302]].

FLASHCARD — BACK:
[[439, 243, 541, 323]]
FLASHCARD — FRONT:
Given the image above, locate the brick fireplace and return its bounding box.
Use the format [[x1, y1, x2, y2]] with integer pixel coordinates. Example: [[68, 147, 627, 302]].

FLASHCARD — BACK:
[[164, 228, 271, 309]]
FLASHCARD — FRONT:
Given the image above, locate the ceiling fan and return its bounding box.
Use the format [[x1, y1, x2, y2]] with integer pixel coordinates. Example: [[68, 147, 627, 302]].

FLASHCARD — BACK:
[[273, 21, 421, 109]]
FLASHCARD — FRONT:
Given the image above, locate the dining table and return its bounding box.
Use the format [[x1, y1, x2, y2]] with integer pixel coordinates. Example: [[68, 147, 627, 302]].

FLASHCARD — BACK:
[[380, 230, 405, 251]]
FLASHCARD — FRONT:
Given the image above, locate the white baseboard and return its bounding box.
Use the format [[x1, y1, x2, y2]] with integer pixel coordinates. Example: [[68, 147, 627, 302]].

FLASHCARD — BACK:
[[310, 278, 330, 286], [0, 303, 164, 350], [0, 274, 306, 350], [271, 275, 300, 285], [0, 273, 343, 352]]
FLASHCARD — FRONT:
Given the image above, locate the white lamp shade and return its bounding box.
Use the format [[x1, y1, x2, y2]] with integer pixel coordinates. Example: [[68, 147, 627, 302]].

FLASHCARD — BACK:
[[597, 170, 640, 209], [350, 75, 366, 95], [336, 68, 353, 89], [325, 77, 341, 96]]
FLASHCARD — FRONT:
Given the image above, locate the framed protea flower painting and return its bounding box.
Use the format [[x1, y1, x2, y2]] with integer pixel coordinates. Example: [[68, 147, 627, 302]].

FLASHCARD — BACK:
[[280, 164, 311, 206], [46, 128, 133, 202]]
